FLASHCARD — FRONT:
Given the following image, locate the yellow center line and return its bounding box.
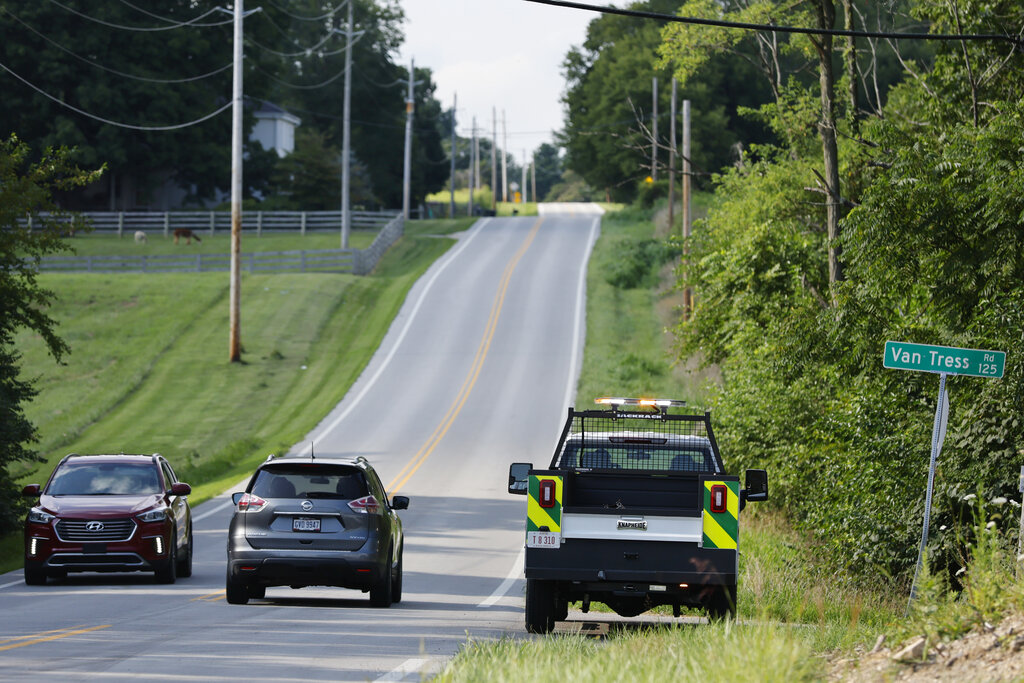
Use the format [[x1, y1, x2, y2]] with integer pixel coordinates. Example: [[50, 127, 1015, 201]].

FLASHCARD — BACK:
[[387, 217, 544, 493], [0, 625, 90, 646], [191, 590, 227, 602], [0, 624, 111, 652]]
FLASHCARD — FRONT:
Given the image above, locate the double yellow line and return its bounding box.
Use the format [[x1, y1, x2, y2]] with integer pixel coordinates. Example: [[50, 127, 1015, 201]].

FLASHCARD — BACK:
[[0, 624, 111, 652], [387, 218, 544, 494]]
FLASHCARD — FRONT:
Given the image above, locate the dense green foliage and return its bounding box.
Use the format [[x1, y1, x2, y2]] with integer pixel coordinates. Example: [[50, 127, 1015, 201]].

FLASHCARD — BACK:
[[0, 0, 448, 209], [560, 0, 774, 203], [670, 0, 1024, 581], [0, 135, 99, 535]]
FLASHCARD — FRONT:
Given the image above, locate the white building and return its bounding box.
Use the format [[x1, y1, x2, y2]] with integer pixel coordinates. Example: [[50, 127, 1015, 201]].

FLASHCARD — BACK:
[[251, 101, 302, 158]]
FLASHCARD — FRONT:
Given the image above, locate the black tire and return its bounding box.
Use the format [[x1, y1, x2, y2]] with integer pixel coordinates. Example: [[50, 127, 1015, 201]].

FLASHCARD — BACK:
[[248, 584, 266, 599], [525, 579, 557, 634], [154, 537, 177, 584], [176, 524, 193, 578], [226, 571, 250, 605], [369, 549, 393, 607], [391, 549, 403, 604], [24, 564, 47, 586], [707, 585, 737, 621]]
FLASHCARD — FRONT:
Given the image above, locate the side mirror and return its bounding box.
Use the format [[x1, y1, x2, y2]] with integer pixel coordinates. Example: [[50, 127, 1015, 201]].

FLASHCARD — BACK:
[[170, 482, 192, 496], [22, 484, 41, 497], [508, 463, 532, 495], [231, 491, 245, 505], [744, 469, 768, 503], [392, 495, 410, 510]]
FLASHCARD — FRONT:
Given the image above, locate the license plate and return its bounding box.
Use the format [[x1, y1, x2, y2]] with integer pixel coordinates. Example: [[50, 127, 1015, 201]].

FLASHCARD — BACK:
[[526, 531, 560, 548], [292, 518, 320, 532]]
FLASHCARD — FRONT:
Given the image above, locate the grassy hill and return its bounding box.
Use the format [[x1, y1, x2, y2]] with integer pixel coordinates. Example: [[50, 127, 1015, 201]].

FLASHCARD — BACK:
[[1, 218, 473, 570]]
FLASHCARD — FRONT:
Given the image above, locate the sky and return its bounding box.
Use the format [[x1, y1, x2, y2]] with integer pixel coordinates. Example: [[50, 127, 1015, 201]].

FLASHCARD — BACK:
[[396, 0, 595, 165]]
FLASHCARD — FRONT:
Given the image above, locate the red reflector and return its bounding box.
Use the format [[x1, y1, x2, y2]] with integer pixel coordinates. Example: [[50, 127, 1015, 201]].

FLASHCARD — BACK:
[[240, 566, 257, 571], [710, 484, 727, 513], [356, 569, 371, 573], [539, 480, 556, 508]]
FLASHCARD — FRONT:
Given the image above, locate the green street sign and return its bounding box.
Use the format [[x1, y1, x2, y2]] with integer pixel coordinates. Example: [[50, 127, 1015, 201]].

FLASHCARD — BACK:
[[884, 341, 1005, 379]]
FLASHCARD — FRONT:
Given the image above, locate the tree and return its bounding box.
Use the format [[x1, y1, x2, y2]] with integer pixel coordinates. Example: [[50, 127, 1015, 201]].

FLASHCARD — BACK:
[[0, 135, 100, 534], [532, 143, 562, 202], [561, 0, 773, 203]]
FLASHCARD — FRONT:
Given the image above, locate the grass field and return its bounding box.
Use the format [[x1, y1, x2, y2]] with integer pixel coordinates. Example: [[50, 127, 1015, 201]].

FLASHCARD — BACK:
[[60, 229, 379, 256], [2, 217, 475, 572]]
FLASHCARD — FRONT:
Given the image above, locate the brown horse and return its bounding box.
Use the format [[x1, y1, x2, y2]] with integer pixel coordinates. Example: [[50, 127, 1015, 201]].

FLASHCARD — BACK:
[[173, 228, 202, 245]]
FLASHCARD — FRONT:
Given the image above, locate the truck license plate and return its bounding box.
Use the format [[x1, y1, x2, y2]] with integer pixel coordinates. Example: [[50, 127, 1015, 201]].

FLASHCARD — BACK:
[[293, 518, 320, 532], [526, 531, 560, 548]]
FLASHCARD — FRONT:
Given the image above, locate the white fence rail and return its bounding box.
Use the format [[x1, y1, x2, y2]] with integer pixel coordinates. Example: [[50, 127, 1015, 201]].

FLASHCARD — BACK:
[[38, 216, 404, 276], [20, 209, 400, 237]]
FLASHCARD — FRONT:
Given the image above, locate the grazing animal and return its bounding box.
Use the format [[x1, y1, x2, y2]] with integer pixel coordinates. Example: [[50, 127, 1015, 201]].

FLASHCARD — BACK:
[[173, 228, 202, 245], [134, 231, 147, 244]]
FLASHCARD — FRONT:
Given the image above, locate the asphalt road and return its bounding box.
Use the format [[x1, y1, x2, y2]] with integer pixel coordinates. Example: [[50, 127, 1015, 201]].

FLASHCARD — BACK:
[[0, 207, 602, 682]]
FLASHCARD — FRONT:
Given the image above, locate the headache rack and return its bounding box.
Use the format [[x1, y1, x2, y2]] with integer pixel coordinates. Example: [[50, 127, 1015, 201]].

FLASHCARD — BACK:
[[549, 398, 723, 473]]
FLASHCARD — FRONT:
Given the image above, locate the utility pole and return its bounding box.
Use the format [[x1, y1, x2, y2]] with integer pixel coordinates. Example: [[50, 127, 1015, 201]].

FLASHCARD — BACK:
[[449, 92, 457, 218], [682, 99, 692, 318], [521, 149, 527, 203], [474, 123, 480, 190], [667, 78, 677, 233], [491, 107, 497, 212], [402, 58, 415, 221], [339, 0, 354, 248], [501, 110, 508, 204], [651, 76, 658, 181], [531, 158, 536, 205], [468, 117, 476, 216], [228, 0, 243, 363]]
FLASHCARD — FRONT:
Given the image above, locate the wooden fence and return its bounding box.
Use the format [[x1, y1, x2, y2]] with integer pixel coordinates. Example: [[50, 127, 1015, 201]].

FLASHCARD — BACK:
[[20, 209, 400, 237], [37, 215, 404, 276]]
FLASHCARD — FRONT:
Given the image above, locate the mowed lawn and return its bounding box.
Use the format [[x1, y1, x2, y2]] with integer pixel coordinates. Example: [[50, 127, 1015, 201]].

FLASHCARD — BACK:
[[58, 229, 379, 257], [10, 218, 474, 508]]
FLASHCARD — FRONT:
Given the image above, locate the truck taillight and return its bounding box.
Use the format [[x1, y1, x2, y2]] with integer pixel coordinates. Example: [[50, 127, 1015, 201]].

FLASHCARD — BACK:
[[539, 480, 556, 508], [710, 484, 727, 513], [348, 495, 380, 514], [237, 493, 267, 513]]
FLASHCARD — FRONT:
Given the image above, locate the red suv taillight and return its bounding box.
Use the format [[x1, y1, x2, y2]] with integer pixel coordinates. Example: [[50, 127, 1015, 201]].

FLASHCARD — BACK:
[[237, 493, 267, 513], [348, 495, 380, 514], [710, 484, 727, 513], [539, 480, 556, 508]]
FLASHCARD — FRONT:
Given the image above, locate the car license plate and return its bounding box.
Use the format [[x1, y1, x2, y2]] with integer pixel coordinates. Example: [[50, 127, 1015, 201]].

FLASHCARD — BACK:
[[293, 518, 320, 532], [526, 531, 560, 548]]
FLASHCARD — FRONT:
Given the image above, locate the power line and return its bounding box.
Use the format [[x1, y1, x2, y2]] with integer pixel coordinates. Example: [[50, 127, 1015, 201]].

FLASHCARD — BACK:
[[1, 7, 231, 84], [0, 58, 232, 131], [246, 32, 338, 58], [264, 0, 348, 22], [112, 0, 224, 25], [46, 0, 232, 31], [256, 63, 350, 90], [522, 0, 1024, 48]]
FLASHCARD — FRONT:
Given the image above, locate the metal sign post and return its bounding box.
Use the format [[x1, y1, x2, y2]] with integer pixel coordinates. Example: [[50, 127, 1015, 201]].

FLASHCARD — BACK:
[[883, 341, 1006, 614]]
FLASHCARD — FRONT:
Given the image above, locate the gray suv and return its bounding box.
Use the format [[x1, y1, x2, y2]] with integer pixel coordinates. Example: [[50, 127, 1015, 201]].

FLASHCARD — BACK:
[[226, 455, 408, 606]]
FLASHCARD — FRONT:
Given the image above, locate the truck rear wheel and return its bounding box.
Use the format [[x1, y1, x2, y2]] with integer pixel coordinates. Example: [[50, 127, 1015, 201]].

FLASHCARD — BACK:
[[706, 584, 737, 621], [525, 579, 557, 634]]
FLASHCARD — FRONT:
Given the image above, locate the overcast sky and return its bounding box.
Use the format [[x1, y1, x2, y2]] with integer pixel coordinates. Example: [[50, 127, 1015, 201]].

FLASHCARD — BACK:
[[396, 0, 595, 165]]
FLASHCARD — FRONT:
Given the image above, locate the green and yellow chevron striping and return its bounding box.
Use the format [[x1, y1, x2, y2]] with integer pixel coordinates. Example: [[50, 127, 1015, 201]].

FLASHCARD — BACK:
[[526, 475, 563, 532], [702, 479, 739, 549]]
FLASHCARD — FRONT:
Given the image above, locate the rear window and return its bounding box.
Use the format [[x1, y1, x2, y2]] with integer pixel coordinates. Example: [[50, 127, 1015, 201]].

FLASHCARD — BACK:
[[47, 462, 162, 495], [558, 439, 718, 473], [251, 464, 368, 500]]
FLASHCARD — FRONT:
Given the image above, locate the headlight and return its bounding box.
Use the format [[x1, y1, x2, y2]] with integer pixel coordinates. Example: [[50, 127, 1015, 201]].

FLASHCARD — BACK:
[[28, 508, 55, 524], [137, 508, 167, 523]]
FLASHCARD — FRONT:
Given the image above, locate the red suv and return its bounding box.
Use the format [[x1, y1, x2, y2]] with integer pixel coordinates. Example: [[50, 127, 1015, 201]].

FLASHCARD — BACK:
[[22, 453, 193, 585]]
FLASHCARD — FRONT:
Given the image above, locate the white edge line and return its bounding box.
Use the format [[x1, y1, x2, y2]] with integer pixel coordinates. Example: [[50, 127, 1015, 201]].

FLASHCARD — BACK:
[[478, 546, 525, 608], [561, 216, 600, 412], [373, 657, 431, 682], [0, 579, 23, 590], [296, 218, 492, 456]]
